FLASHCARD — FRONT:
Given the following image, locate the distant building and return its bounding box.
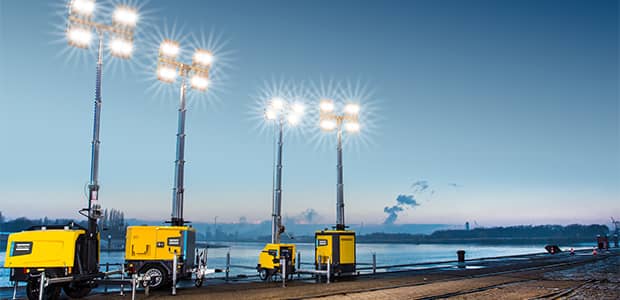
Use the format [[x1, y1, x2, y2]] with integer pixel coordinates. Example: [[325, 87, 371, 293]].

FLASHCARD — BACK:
[[465, 222, 470, 231]]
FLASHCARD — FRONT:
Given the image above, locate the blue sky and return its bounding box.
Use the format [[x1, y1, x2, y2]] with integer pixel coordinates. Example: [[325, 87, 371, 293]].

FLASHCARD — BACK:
[[0, 0, 618, 226]]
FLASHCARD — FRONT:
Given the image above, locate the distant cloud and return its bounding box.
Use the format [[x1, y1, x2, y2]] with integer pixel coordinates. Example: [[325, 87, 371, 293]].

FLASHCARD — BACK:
[[411, 180, 429, 192], [383, 194, 420, 224]]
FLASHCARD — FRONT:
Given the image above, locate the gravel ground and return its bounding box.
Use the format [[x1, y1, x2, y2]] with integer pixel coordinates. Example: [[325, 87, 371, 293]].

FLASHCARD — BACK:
[[545, 254, 620, 300]]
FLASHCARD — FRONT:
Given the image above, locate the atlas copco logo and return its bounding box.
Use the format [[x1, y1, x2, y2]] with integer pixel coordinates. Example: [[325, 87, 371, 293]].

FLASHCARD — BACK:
[[10, 242, 33, 256]]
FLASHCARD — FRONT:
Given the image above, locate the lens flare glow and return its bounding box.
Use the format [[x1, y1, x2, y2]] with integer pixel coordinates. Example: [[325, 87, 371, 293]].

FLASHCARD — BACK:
[[190, 75, 209, 91], [288, 114, 300, 126], [113, 6, 138, 27], [157, 66, 177, 83], [265, 109, 277, 120], [71, 0, 95, 17], [109, 38, 133, 58], [193, 49, 214, 67], [345, 121, 360, 133], [270, 97, 285, 111], [344, 103, 360, 115], [320, 119, 337, 131], [160, 40, 180, 58], [291, 102, 305, 115], [320, 99, 334, 112], [67, 26, 92, 48]]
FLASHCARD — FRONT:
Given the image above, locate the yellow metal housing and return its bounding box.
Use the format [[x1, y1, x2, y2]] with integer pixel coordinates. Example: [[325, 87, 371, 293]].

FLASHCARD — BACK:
[[4, 229, 86, 268], [258, 243, 296, 271], [315, 230, 356, 275], [125, 225, 195, 261]]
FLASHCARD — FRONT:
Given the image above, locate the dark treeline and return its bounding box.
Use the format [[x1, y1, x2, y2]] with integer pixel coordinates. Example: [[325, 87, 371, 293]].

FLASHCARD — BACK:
[[356, 224, 609, 244], [0, 209, 127, 240]]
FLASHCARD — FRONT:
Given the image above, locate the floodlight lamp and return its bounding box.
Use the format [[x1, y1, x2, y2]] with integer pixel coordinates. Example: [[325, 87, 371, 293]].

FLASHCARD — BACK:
[[320, 119, 337, 131], [291, 102, 305, 115], [109, 37, 133, 58], [344, 103, 360, 115], [265, 109, 277, 120], [160, 40, 180, 58], [288, 114, 300, 126], [113, 5, 138, 27], [270, 97, 285, 111], [344, 121, 360, 133], [193, 49, 214, 67], [320, 99, 334, 113], [157, 65, 177, 83], [67, 26, 92, 48], [70, 0, 95, 17], [190, 74, 209, 91]]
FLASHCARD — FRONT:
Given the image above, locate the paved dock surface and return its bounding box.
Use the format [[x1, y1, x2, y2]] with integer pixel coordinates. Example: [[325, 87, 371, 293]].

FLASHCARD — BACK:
[[82, 250, 618, 300], [2, 249, 618, 299]]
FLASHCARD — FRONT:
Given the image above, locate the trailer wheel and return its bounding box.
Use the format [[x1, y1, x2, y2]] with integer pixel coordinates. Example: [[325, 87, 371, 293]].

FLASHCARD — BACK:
[[26, 278, 60, 300], [63, 285, 92, 299], [258, 268, 270, 281], [141, 265, 167, 289]]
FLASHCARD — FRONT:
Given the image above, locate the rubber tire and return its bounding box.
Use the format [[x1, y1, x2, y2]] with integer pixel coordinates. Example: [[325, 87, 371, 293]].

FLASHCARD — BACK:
[[26, 278, 60, 300], [258, 268, 270, 281], [194, 278, 203, 287], [141, 265, 168, 290], [63, 285, 92, 299]]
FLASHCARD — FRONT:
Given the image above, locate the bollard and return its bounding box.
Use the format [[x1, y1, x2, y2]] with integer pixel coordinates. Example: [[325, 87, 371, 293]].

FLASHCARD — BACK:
[[372, 252, 376, 274], [281, 257, 286, 288], [120, 264, 125, 296], [317, 255, 323, 283], [172, 253, 178, 295], [225, 251, 231, 282], [38, 272, 46, 300], [104, 263, 109, 294], [12, 281, 18, 300], [457, 250, 466, 268], [131, 274, 136, 300], [326, 257, 331, 284], [297, 251, 301, 279]]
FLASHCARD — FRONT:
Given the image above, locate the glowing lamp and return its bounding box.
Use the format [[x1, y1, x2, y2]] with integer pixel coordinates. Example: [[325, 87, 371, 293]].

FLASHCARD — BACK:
[[320, 99, 334, 112], [344, 103, 360, 115], [70, 0, 95, 17], [67, 26, 92, 48], [288, 114, 300, 125], [190, 74, 209, 91], [157, 66, 177, 83], [344, 122, 360, 133], [320, 119, 337, 131], [113, 6, 138, 27], [160, 40, 180, 58], [109, 38, 133, 58], [270, 97, 285, 111], [193, 49, 214, 67], [265, 109, 277, 120]]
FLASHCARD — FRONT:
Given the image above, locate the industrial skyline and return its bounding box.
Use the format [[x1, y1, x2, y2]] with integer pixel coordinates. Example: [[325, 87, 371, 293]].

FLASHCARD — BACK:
[[0, 0, 618, 226]]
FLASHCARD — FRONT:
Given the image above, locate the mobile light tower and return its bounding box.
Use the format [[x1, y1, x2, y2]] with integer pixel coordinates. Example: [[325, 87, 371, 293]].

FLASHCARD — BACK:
[[4, 1, 138, 299], [314, 99, 360, 277], [125, 40, 213, 289], [257, 98, 304, 281]]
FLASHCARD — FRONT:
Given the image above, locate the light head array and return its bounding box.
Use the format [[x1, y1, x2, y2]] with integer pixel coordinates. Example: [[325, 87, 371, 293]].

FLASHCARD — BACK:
[[319, 99, 361, 133], [157, 40, 213, 91], [264, 97, 306, 126], [66, 0, 138, 58]]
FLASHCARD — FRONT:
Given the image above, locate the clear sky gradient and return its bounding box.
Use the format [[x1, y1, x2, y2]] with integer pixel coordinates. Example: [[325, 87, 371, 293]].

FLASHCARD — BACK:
[[0, 0, 618, 226]]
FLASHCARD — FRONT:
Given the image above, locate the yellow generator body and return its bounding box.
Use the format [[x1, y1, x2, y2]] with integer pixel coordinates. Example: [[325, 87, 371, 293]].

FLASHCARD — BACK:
[[4, 229, 85, 269], [125, 225, 196, 288], [257, 243, 296, 279], [315, 230, 356, 276]]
